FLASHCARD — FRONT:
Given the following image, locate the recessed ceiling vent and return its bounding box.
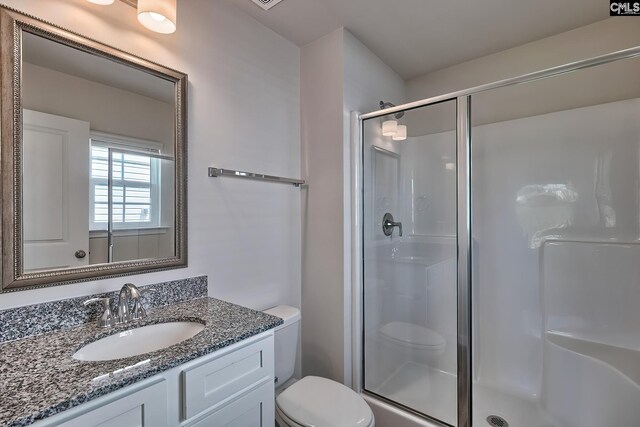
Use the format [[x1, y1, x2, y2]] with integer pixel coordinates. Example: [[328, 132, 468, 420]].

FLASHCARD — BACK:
[[251, 0, 283, 11]]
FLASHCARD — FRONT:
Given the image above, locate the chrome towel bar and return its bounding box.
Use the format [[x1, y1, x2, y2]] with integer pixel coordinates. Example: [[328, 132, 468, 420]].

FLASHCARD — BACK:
[[208, 167, 305, 187]]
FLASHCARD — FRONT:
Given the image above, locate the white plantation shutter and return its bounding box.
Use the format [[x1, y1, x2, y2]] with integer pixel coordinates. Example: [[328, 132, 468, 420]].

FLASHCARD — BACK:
[[89, 134, 162, 230]]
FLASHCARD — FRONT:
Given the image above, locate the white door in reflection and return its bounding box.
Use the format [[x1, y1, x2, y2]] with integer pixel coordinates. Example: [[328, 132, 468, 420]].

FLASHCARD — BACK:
[[23, 109, 90, 272]]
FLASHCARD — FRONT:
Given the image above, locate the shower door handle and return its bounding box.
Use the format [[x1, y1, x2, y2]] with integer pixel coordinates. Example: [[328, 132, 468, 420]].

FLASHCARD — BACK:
[[382, 213, 403, 237]]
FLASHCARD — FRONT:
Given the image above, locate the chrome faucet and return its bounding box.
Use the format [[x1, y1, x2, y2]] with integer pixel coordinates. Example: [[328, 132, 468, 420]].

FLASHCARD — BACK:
[[84, 283, 155, 328], [117, 283, 139, 324], [116, 283, 155, 324]]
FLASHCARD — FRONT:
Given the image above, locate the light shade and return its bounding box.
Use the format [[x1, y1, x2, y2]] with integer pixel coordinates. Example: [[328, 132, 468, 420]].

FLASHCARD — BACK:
[[392, 125, 407, 141], [382, 120, 398, 136], [87, 0, 115, 4], [138, 0, 177, 34]]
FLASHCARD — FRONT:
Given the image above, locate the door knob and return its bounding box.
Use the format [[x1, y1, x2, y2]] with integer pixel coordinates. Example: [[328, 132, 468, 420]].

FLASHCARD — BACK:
[[382, 213, 403, 237], [75, 250, 87, 259]]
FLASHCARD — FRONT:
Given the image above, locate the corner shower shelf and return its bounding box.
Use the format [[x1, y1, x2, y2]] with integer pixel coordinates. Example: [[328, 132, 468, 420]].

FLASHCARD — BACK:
[[208, 167, 305, 187], [546, 331, 640, 387]]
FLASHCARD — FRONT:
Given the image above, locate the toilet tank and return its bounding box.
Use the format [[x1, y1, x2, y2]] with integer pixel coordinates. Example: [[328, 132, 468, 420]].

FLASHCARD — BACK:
[[264, 305, 301, 388]]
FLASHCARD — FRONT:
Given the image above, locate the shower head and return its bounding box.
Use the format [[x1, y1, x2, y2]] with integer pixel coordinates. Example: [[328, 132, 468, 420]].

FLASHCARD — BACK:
[[379, 101, 405, 119]]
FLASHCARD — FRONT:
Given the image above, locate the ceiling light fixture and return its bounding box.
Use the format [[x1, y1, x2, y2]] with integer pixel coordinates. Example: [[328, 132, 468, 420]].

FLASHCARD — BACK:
[[87, 0, 177, 34], [392, 125, 407, 141], [380, 101, 407, 140], [382, 120, 398, 136], [138, 0, 177, 34]]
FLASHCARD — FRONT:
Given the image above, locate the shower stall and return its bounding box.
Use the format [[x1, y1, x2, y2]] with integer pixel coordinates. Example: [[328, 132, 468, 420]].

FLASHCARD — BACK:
[[353, 47, 640, 427]]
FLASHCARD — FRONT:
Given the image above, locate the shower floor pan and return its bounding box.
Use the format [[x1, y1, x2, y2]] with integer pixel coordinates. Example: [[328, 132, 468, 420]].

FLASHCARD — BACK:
[[371, 362, 556, 427]]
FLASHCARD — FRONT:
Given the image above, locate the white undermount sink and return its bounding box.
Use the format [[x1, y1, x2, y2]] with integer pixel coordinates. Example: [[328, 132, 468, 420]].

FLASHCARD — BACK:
[[73, 321, 205, 362]]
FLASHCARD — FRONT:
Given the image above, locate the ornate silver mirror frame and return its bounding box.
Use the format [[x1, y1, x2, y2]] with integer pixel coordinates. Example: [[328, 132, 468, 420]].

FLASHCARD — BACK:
[[0, 6, 188, 291]]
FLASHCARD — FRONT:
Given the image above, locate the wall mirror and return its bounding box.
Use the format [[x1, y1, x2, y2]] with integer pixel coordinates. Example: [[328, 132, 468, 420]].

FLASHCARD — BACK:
[[0, 7, 187, 291]]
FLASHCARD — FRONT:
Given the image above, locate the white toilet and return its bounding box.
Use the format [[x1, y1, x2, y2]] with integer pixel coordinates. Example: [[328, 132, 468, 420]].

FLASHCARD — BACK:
[[265, 305, 375, 427]]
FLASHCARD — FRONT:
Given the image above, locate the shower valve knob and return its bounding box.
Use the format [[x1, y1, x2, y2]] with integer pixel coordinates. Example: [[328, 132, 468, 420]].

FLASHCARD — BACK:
[[382, 213, 403, 237]]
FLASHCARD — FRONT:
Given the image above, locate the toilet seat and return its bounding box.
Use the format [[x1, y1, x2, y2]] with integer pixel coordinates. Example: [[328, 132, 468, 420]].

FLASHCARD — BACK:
[[276, 404, 307, 427], [276, 376, 374, 427], [277, 405, 375, 427]]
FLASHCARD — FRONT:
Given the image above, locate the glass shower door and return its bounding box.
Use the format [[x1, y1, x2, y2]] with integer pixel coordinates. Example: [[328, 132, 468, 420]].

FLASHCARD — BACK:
[[362, 100, 458, 425]]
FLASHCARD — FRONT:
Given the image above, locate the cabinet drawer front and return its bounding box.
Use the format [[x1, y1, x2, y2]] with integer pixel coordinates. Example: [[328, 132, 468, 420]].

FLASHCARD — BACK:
[[182, 335, 274, 420], [55, 380, 167, 427], [187, 380, 274, 427]]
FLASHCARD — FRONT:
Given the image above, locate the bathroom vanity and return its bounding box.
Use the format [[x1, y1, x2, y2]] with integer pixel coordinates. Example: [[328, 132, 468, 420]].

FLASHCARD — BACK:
[[0, 281, 282, 427], [34, 332, 275, 427]]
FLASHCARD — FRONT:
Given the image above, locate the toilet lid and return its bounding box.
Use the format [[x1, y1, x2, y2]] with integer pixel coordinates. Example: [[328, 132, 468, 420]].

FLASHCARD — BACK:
[[379, 321, 445, 348], [276, 376, 373, 427]]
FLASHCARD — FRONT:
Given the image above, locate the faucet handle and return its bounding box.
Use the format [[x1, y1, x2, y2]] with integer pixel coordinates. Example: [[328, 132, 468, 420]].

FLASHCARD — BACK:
[[84, 297, 115, 328], [131, 289, 155, 320]]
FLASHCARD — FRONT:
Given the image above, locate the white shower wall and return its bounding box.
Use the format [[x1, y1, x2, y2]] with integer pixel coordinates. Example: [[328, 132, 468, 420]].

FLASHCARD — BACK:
[[397, 132, 458, 375], [401, 133, 456, 237], [471, 96, 640, 400]]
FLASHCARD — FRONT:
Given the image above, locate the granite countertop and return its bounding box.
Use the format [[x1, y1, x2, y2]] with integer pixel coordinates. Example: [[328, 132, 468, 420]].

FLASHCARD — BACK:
[[0, 297, 283, 427]]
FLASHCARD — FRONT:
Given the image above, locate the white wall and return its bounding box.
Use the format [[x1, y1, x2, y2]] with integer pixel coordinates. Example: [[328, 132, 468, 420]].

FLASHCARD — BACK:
[[0, 0, 301, 313], [23, 62, 174, 147], [301, 27, 404, 384], [300, 28, 345, 382]]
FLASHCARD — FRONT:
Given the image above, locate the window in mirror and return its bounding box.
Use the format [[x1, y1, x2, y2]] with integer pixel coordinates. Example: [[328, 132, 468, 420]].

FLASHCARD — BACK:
[[84, 135, 176, 265], [89, 135, 164, 231]]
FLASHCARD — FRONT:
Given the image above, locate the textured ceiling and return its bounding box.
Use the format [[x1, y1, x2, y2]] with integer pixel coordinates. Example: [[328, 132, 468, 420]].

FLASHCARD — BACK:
[[224, 0, 608, 79]]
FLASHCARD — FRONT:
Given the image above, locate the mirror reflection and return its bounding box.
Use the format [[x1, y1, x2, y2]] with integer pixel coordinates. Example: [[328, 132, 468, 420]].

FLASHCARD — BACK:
[[21, 31, 176, 272]]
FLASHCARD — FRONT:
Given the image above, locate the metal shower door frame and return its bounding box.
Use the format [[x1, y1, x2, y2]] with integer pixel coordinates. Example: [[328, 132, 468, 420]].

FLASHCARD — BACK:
[[353, 44, 640, 427]]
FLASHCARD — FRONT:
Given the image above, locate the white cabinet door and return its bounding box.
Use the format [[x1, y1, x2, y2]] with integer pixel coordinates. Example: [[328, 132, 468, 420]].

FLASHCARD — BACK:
[[22, 109, 90, 271], [186, 380, 274, 427], [54, 380, 167, 427], [182, 335, 274, 420]]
